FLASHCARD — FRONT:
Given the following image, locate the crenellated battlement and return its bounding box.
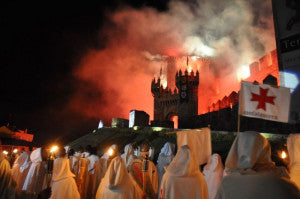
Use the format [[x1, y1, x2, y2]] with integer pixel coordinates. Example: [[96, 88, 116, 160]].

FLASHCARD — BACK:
[[151, 68, 199, 127], [151, 77, 178, 98]]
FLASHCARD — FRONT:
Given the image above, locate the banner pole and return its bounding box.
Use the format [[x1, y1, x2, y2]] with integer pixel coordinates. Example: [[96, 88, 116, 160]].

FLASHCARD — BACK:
[[237, 114, 241, 134], [237, 81, 243, 134]]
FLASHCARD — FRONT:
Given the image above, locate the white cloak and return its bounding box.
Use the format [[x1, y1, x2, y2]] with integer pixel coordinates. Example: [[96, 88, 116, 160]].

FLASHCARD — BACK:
[[217, 131, 299, 199], [121, 144, 136, 168], [224, 131, 288, 178], [159, 145, 209, 199], [217, 173, 300, 199], [11, 151, 31, 190], [287, 133, 300, 189], [96, 156, 142, 199], [85, 154, 101, 199], [22, 148, 47, 193], [157, 142, 175, 185], [50, 157, 80, 199], [203, 154, 224, 199]]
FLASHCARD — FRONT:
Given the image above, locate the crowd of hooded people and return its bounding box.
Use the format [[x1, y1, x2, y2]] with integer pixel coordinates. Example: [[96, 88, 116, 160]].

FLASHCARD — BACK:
[[1, 131, 300, 199]]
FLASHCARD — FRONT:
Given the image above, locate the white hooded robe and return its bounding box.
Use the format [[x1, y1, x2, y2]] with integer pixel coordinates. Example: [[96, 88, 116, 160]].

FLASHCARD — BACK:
[[121, 144, 136, 168], [22, 148, 47, 193], [85, 154, 100, 199], [217, 131, 300, 199], [50, 157, 80, 199], [159, 145, 209, 199], [287, 133, 300, 189], [11, 151, 31, 190], [203, 154, 224, 199], [156, 142, 175, 185], [96, 156, 142, 199]]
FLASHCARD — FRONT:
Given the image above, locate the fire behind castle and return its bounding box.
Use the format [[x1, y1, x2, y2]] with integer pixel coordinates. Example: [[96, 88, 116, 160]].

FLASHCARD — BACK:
[[150, 49, 282, 131]]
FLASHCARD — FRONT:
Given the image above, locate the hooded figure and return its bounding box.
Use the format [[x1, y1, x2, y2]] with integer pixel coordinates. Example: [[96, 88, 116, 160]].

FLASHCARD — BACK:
[[131, 143, 158, 198], [159, 145, 209, 199], [96, 156, 142, 199], [85, 148, 101, 199], [156, 142, 175, 185], [1, 154, 37, 199], [49, 157, 80, 199], [203, 154, 224, 199], [287, 133, 300, 189], [22, 148, 47, 193], [121, 144, 136, 168], [0, 154, 17, 198], [100, 144, 119, 177], [224, 131, 288, 177], [11, 151, 31, 190], [217, 131, 300, 199]]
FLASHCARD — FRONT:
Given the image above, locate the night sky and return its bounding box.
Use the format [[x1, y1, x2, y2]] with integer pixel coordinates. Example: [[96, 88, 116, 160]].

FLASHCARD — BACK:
[[1, 1, 169, 146], [1, 0, 274, 146]]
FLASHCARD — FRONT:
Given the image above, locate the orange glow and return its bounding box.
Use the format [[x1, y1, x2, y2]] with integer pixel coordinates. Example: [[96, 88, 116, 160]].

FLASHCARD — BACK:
[[187, 65, 192, 73], [107, 148, 114, 157], [170, 115, 178, 129]]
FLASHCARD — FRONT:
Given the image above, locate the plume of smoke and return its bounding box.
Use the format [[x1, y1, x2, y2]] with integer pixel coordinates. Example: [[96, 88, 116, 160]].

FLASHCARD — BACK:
[[71, 0, 275, 123]]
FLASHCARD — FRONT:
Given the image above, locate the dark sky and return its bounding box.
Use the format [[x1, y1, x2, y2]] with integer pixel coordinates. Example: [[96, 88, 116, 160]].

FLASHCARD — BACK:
[[0, 1, 169, 146]]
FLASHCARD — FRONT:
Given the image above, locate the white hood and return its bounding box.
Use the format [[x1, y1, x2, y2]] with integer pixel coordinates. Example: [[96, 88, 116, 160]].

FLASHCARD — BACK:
[[225, 131, 276, 174], [30, 148, 42, 163], [18, 151, 31, 172], [121, 144, 135, 168], [87, 154, 99, 174], [160, 142, 175, 156], [287, 134, 300, 165], [166, 145, 199, 177], [52, 158, 75, 182], [287, 133, 300, 188], [203, 154, 224, 199]]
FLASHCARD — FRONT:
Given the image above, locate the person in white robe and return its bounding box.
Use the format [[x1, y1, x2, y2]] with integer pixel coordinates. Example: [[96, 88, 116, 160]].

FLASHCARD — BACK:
[[100, 144, 119, 177], [96, 156, 142, 199], [0, 153, 37, 199], [159, 145, 209, 199], [85, 145, 101, 199], [11, 150, 31, 190], [77, 153, 89, 199], [217, 131, 300, 199], [203, 153, 224, 199], [137, 143, 158, 198], [73, 146, 84, 179], [22, 147, 47, 194], [156, 142, 175, 185], [224, 131, 289, 177], [287, 133, 300, 189], [1, 153, 17, 198], [121, 143, 136, 168], [49, 148, 80, 199], [67, 148, 76, 173]]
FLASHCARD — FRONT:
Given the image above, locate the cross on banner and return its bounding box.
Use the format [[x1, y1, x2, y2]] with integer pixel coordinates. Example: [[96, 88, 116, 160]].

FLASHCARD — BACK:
[[239, 81, 291, 123]]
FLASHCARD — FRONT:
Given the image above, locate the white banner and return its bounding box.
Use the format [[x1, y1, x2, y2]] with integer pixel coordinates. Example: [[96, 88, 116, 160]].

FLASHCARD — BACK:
[[177, 128, 211, 165], [239, 81, 291, 123]]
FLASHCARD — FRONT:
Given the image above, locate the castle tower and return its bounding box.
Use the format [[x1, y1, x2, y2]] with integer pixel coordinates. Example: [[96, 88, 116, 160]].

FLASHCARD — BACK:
[[151, 69, 199, 128], [176, 69, 199, 128]]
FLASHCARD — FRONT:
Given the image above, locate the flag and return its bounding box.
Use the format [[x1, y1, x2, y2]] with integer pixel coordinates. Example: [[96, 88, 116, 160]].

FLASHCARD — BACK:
[[239, 81, 291, 123], [177, 127, 211, 165]]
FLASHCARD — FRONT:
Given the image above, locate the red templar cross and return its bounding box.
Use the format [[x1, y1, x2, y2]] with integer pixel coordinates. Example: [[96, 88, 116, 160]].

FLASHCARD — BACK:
[[250, 87, 276, 111]]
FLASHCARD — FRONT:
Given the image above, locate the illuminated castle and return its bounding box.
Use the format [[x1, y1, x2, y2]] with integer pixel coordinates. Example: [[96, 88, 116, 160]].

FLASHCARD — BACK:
[[208, 49, 279, 113], [151, 49, 287, 131], [151, 69, 199, 128]]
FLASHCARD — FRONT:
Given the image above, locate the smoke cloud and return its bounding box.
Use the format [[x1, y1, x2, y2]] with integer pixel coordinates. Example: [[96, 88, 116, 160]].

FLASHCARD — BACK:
[[70, 0, 275, 123]]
